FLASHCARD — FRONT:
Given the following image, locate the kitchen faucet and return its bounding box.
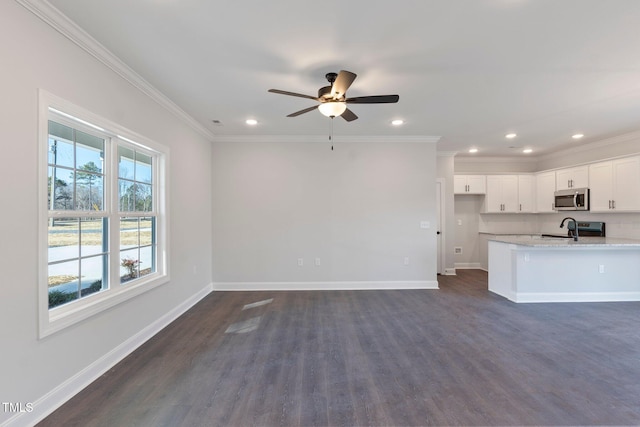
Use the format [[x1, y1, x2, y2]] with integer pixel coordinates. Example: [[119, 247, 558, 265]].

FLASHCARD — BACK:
[[560, 217, 579, 241]]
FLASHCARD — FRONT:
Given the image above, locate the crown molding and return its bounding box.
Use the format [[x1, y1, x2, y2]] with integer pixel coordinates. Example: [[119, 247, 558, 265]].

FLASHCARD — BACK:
[[16, 0, 215, 141], [535, 129, 640, 163], [213, 135, 441, 144]]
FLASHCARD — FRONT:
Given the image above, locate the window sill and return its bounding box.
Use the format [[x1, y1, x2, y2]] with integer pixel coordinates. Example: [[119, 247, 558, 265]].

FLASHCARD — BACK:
[[40, 273, 170, 339]]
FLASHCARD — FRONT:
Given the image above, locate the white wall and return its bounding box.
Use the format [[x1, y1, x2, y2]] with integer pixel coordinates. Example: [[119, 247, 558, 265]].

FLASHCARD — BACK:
[[212, 138, 438, 287], [453, 195, 483, 268], [455, 157, 539, 174], [0, 2, 212, 424], [437, 152, 456, 274]]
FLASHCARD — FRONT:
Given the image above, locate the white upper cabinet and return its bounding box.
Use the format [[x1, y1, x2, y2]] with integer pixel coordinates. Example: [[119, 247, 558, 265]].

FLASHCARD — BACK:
[[589, 156, 640, 212], [485, 175, 519, 212], [454, 175, 486, 194], [535, 171, 556, 213], [517, 175, 535, 213], [556, 165, 588, 190]]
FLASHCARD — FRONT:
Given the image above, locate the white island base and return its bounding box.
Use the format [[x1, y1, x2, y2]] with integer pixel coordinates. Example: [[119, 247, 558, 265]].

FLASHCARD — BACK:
[[488, 239, 640, 303]]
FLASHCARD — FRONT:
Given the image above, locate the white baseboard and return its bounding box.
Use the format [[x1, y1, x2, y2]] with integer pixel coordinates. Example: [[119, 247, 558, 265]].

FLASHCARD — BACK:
[[213, 280, 439, 291], [514, 291, 640, 303], [5, 283, 214, 427], [443, 268, 457, 276], [454, 262, 482, 270]]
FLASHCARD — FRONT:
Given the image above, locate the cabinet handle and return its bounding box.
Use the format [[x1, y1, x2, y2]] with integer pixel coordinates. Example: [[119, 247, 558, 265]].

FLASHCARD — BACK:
[[519, 203, 522, 211], [612, 200, 616, 209], [609, 200, 612, 209]]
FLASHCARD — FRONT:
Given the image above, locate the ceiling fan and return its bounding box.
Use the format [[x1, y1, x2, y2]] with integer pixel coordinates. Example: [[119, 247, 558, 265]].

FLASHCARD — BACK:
[[268, 70, 399, 122]]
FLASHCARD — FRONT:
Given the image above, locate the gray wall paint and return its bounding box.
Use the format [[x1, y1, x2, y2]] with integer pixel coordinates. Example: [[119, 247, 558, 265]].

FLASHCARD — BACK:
[[0, 2, 212, 422], [437, 153, 456, 273], [212, 140, 438, 284]]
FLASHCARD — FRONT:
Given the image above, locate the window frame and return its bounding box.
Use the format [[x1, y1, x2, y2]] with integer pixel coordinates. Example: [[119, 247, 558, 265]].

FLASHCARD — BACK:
[[38, 90, 170, 338]]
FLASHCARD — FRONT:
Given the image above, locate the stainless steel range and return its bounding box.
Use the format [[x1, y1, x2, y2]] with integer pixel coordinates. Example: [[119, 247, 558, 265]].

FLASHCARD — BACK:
[[568, 221, 606, 237]]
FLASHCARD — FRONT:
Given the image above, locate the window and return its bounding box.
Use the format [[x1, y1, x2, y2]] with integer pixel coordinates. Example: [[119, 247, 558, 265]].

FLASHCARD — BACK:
[[39, 91, 168, 337]]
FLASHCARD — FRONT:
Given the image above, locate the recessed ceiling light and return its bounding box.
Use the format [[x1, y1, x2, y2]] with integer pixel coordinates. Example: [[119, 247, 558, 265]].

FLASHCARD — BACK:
[[572, 134, 584, 139], [391, 119, 404, 126], [523, 148, 533, 154], [245, 119, 258, 126], [468, 148, 478, 153], [505, 133, 517, 139]]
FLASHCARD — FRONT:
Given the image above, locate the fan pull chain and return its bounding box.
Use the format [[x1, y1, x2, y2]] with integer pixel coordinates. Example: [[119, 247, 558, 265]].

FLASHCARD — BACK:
[[330, 117, 334, 150]]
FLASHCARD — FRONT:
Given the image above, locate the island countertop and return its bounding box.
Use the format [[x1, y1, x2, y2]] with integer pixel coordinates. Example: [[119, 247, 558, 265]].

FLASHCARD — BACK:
[[488, 235, 640, 248]]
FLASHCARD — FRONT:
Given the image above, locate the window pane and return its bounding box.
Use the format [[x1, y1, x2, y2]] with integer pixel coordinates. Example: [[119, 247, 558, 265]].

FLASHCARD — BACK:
[[139, 245, 154, 278], [49, 121, 73, 141], [120, 248, 139, 283], [75, 172, 103, 211], [135, 152, 152, 184], [48, 218, 79, 263], [120, 217, 139, 250], [80, 218, 105, 257], [48, 167, 73, 211], [48, 121, 74, 168], [118, 146, 135, 180], [76, 131, 104, 174], [48, 259, 79, 309], [140, 217, 155, 246], [81, 255, 106, 297], [119, 180, 136, 212], [135, 183, 153, 212]]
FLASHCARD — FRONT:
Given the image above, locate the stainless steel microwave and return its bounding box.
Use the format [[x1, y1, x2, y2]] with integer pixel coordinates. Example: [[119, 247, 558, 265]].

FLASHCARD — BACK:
[[554, 188, 589, 211]]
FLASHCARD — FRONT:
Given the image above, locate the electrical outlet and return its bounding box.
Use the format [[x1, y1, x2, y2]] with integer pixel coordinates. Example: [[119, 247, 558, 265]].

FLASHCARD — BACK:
[[297, 258, 303, 267], [599, 264, 605, 273], [420, 221, 430, 229], [457, 219, 462, 226], [403, 257, 410, 265], [315, 257, 321, 266], [454, 247, 462, 254]]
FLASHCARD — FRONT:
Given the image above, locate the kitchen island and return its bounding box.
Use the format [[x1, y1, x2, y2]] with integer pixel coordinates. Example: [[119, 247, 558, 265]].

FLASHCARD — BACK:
[[488, 236, 640, 302]]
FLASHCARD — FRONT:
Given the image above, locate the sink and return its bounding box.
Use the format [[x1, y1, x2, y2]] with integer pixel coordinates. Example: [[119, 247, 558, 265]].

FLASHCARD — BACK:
[[532, 234, 572, 241]]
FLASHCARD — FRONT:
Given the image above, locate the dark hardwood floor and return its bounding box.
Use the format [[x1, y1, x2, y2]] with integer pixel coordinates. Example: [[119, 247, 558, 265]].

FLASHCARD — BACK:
[[39, 270, 640, 426]]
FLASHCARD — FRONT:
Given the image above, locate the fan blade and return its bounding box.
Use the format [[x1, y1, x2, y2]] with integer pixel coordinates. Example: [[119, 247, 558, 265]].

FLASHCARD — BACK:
[[287, 105, 319, 117], [341, 108, 358, 122], [331, 70, 357, 98], [268, 89, 319, 101], [346, 95, 399, 104]]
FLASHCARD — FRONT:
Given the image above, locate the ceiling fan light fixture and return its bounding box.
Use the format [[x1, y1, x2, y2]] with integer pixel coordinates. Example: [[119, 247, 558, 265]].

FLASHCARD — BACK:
[[318, 101, 347, 118]]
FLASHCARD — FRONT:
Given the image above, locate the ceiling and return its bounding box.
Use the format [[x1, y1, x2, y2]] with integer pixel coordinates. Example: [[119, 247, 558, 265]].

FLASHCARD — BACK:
[[47, 0, 640, 157]]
